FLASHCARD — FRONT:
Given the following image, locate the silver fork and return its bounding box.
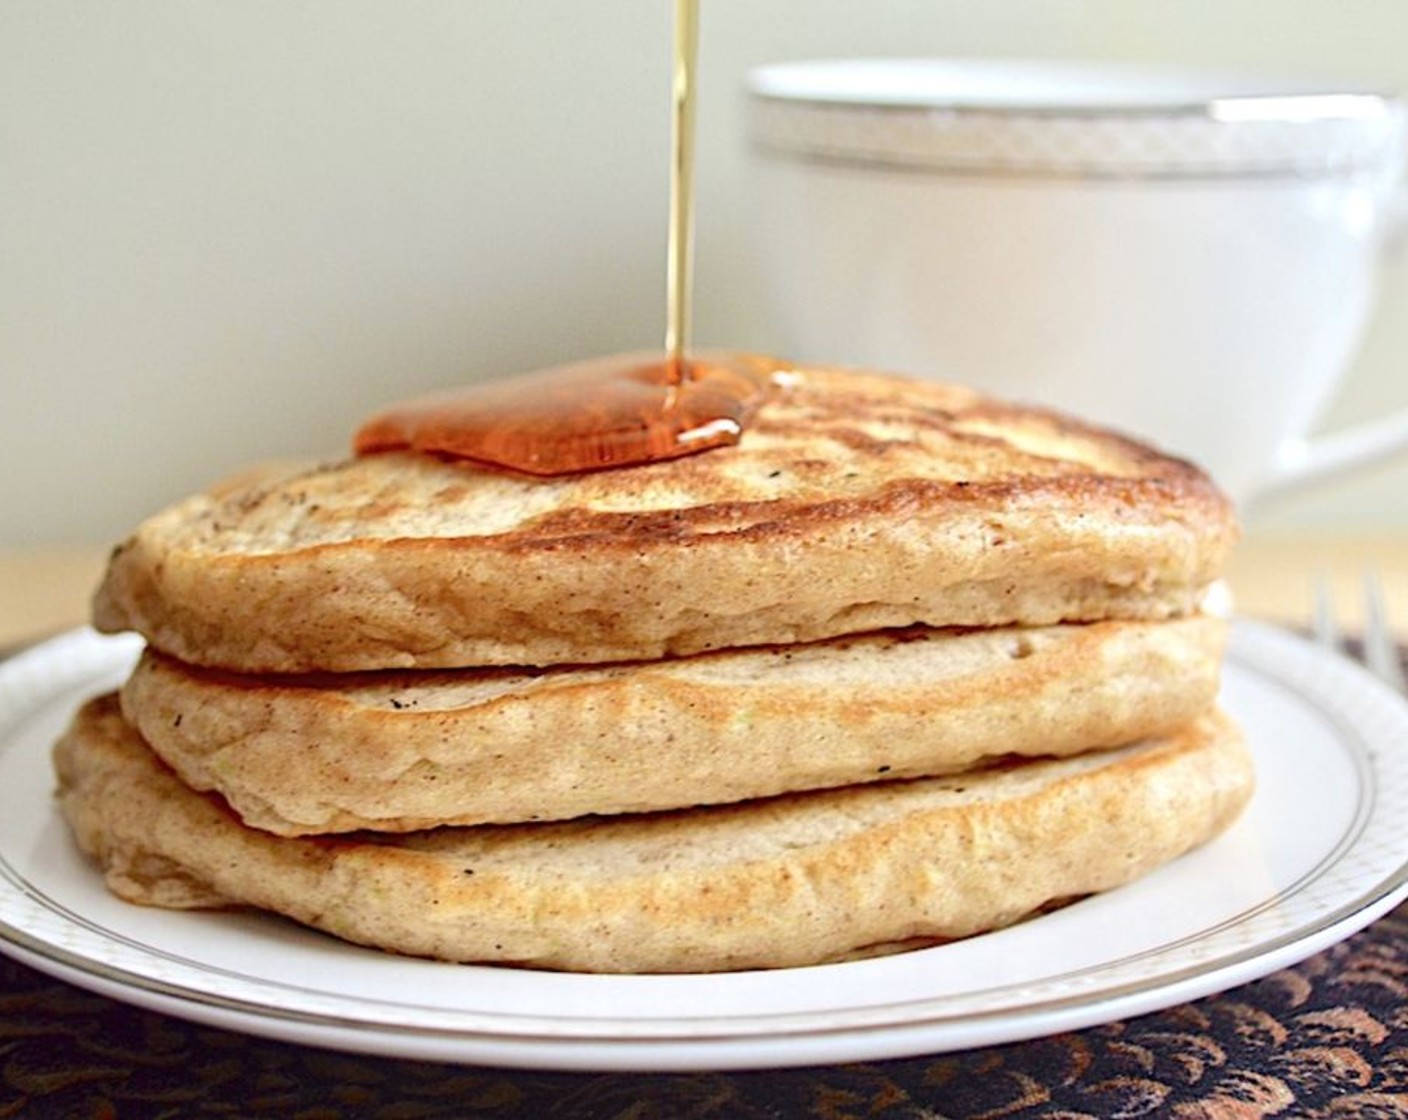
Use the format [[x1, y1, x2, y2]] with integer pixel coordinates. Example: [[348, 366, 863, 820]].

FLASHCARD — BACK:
[[1312, 570, 1407, 693]]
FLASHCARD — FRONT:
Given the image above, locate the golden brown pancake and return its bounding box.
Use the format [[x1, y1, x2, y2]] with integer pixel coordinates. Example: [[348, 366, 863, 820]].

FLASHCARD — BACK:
[[93, 364, 1235, 672], [55, 694, 1253, 973], [120, 615, 1228, 834]]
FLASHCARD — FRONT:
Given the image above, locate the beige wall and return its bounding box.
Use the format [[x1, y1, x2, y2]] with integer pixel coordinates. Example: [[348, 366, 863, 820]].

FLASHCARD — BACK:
[[3, 1, 1406, 545]]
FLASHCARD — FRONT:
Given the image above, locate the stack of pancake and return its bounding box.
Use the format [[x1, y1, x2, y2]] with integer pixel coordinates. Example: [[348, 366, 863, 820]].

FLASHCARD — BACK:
[[55, 363, 1252, 973]]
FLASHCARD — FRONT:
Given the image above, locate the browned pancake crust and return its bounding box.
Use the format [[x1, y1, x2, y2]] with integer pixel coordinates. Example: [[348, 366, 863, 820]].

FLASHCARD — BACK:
[[93, 365, 1236, 671], [120, 615, 1228, 834], [55, 695, 1253, 973]]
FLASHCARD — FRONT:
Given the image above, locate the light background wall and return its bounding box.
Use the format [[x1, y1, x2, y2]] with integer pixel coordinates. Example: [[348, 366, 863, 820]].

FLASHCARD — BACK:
[[3, 0, 1406, 546]]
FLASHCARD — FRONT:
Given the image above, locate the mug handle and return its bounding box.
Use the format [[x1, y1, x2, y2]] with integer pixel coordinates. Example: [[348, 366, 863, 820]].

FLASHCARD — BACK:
[[1256, 410, 1408, 505], [1252, 183, 1408, 507]]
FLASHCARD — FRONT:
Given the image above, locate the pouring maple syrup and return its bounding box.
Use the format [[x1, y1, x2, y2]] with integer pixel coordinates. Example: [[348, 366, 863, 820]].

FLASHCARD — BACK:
[[354, 0, 779, 476]]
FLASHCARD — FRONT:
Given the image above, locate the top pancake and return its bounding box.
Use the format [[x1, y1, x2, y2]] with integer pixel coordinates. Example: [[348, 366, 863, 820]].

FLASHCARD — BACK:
[[93, 363, 1236, 672]]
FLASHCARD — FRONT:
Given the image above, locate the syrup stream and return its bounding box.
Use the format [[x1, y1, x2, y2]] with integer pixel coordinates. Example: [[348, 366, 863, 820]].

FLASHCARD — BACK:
[[351, 0, 779, 476], [665, 0, 700, 387]]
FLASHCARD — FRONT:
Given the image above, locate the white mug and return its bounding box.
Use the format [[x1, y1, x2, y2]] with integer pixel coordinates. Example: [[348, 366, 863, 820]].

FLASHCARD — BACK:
[[746, 59, 1408, 509]]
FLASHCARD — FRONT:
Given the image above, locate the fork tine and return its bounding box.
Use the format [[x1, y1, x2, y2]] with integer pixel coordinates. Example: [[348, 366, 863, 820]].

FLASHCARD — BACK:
[[1311, 573, 1342, 652], [1362, 569, 1407, 693]]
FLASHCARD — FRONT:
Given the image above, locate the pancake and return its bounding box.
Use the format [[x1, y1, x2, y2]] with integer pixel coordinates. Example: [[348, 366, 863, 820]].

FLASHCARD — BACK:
[[120, 614, 1228, 834], [92, 364, 1236, 673], [55, 694, 1252, 974]]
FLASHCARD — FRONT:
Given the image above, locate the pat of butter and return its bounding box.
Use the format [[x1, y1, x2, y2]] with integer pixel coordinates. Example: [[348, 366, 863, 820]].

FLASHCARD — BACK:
[[1201, 579, 1234, 620]]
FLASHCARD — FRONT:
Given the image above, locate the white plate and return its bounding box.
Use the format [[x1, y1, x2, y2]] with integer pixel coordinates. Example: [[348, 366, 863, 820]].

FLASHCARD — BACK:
[[1, 621, 1406, 1072]]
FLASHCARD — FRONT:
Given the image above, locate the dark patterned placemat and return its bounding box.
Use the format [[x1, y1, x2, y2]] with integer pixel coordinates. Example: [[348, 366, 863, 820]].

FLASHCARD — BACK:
[[2, 901, 1404, 1119]]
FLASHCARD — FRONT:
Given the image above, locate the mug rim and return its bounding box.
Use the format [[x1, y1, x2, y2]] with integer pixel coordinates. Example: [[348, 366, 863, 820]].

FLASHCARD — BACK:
[[746, 58, 1398, 118], [747, 59, 1407, 181]]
